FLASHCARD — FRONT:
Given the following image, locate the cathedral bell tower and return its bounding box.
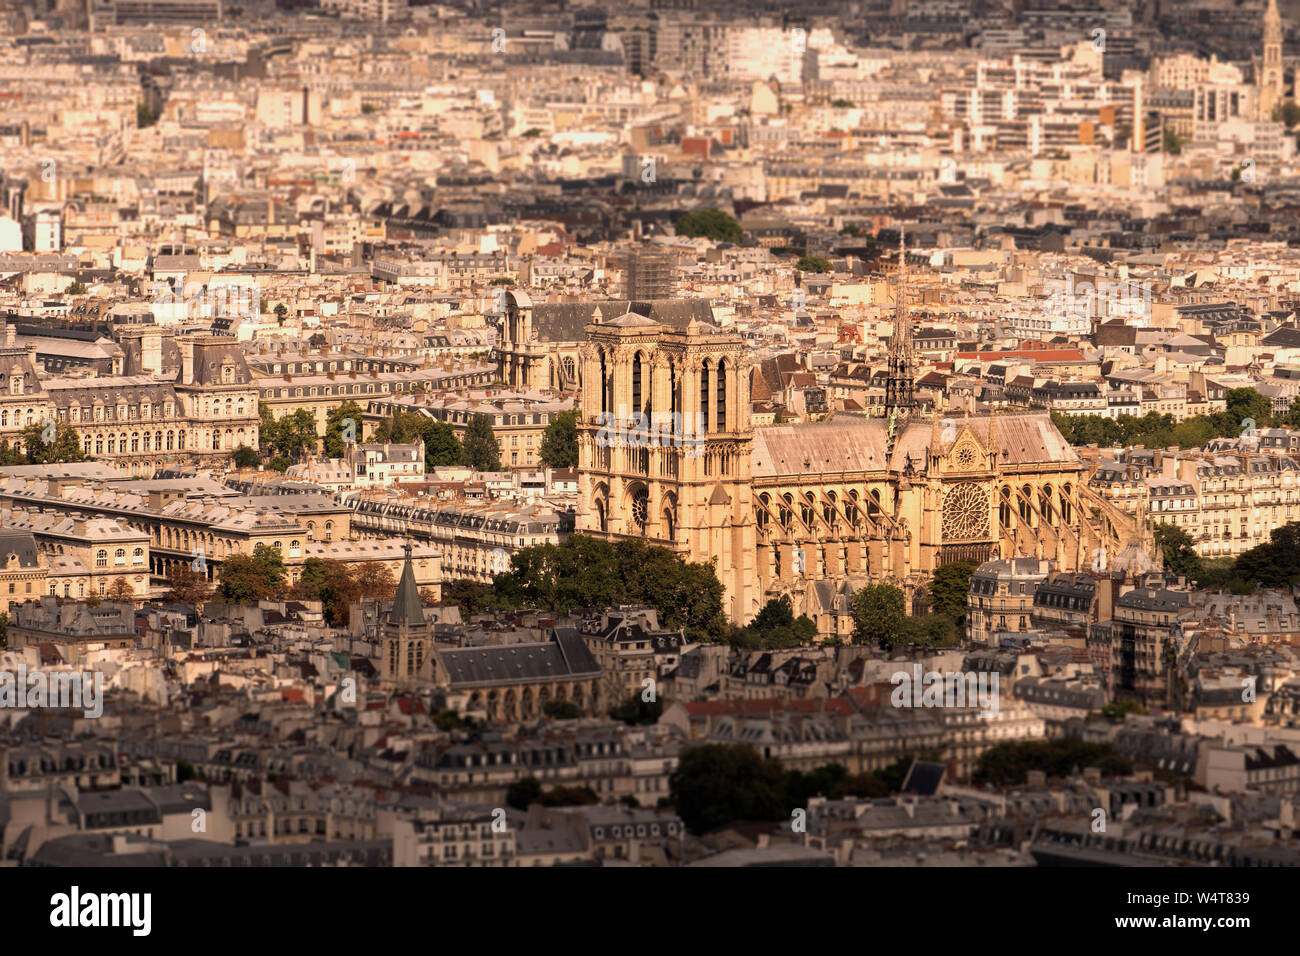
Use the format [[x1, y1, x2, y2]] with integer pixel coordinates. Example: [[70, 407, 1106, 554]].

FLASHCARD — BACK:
[[577, 312, 757, 623]]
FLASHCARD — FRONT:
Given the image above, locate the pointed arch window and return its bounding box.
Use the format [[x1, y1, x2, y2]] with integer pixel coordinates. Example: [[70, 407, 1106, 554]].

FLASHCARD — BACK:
[[632, 353, 643, 417], [716, 359, 727, 432], [600, 352, 609, 415], [700, 361, 711, 433]]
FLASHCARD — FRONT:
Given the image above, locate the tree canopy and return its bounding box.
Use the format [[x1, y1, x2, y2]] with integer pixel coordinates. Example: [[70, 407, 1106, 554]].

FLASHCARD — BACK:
[[293, 557, 397, 625], [1051, 388, 1297, 449], [488, 534, 726, 642], [539, 409, 579, 469], [850, 583, 906, 648], [675, 208, 743, 243], [973, 739, 1133, 786], [230, 445, 260, 468], [370, 410, 462, 470], [668, 745, 906, 834], [259, 405, 318, 459], [165, 563, 211, 605], [795, 256, 833, 273], [459, 413, 502, 471], [324, 401, 364, 459], [22, 422, 85, 465], [928, 560, 978, 625], [217, 543, 287, 604], [728, 596, 818, 649], [1153, 523, 1203, 581]]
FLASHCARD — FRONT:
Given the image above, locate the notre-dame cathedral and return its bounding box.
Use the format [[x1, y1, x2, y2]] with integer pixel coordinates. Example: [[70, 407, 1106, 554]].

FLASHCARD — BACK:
[[500, 253, 1133, 633]]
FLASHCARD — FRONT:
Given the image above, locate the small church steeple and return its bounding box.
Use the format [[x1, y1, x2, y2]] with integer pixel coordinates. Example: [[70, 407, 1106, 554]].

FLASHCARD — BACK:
[[389, 540, 425, 627], [380, 540, 432, 686]]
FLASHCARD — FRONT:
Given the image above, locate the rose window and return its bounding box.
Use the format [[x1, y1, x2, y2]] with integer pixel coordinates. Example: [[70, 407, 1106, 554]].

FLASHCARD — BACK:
[[631, 490, 649, 531], [954, 444, 978, 469], [942, 482, 989, 541]]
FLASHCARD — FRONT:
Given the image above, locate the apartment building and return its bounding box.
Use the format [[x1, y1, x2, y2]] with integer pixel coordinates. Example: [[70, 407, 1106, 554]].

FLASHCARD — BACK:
[[966, 557, 1054, 645], [1090, 442, 1300, 558]]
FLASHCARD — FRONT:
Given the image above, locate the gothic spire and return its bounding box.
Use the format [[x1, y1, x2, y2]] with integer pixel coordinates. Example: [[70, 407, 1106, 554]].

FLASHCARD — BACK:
[[389, 540, 425, 627], [885, 227, 917, 429]]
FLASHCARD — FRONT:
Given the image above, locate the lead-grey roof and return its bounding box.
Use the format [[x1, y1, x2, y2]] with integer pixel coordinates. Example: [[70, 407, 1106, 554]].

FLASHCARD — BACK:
[[440, 632, 599, 687]]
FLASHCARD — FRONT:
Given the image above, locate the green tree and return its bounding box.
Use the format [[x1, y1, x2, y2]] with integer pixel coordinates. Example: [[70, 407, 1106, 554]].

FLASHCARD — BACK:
[[176, 759, 198, 783], [537, 785, 598, 807], [0, 610, 7, 649], [459, 413, 502, 470], [217, 543, 287, 604], [488, 277, 515, 286], [421, 419, 461, 468], [506, 777, 543, 810], [107, 576, 136, 603], [1162, 127, 1183, 154], [22, 421, 86, 464], [795, 256, 833, 273], [539, 410, 578, 468], [372, 410, 419, 444], [830, 98, 854, 108], [974, 739, 1133, 786], [730, 596, 818, 648], [675, 208, 743, 243], [261, 408, 317, 459], [1223, 387, 1272, 433], [165, 563, 211, 605], [495, 535, 726, 642], [293, 557, 394, 626], [1153, 522, 1204, 581], [231, 445, 260, 468], [544, 700, 582, 719], [324, 401, 364, 458], [928, 560, 977, 625], [136, 103, 156, 128], [1232, 522, 1300, 590], [1281, 396, 1300, 429], [66, 280, 88, 295], [274, 304, 288, 325], [669, 744, 788, 834], [609, 693, 664, 725], [851, 583, 906, 649]]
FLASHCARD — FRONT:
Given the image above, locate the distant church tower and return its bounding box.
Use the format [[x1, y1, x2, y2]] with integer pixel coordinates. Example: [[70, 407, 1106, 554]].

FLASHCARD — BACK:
[[381, 543, 431, 685], [1260, 0, 1286, 121]]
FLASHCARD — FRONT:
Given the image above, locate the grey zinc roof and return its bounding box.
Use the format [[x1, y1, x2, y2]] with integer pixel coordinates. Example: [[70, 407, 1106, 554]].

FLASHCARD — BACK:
[[440, 634, 599, 688]]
